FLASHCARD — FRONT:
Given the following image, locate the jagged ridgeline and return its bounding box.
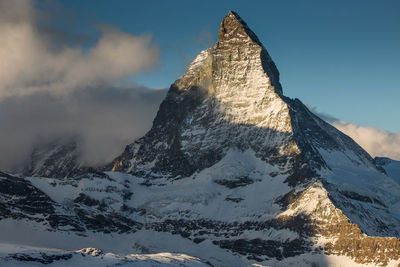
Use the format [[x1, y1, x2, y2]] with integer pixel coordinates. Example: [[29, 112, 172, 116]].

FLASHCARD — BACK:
[[4, 11, 400, 267]]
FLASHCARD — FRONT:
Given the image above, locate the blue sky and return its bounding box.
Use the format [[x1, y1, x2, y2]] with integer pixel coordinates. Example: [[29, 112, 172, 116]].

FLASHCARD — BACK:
[[57, 0, 400, 132]]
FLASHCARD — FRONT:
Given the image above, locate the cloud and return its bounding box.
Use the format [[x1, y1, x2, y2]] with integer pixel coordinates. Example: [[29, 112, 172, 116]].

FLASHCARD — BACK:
[[310, 106, 400, 160], [308, 106, 339, 123], [0, 0, 159, 99], [332, 121, 400, 161], [0, 0, 165, 171], [196, 28, 213, 48], [0, 86, 167, 171]]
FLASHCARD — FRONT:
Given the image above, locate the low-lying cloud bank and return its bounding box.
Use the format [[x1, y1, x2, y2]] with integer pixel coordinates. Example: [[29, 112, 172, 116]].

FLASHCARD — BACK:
[[0, 86, 166, 171]]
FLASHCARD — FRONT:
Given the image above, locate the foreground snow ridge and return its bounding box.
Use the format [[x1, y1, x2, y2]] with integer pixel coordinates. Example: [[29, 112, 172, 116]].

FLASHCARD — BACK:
[[0, 243, 210, 267], [1, 243, 399, 267]]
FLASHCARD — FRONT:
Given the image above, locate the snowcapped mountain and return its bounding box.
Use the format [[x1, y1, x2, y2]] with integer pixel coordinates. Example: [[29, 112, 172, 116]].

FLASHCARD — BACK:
[[1, 11, 399, 267]]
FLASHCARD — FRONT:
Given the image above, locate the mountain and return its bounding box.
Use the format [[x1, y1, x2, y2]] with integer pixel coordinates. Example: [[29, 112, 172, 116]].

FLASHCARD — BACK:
[[23, 136, 103, 178], [376, 157, 400, 185], [23, 137, 81, 178], [1, 11, 399, 267]]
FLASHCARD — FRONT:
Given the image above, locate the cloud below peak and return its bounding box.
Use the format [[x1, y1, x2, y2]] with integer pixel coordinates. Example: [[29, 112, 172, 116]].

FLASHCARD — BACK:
[[310, 106, 400, 161], [0, 85, 167, 171], [333, 121, 400, 161]]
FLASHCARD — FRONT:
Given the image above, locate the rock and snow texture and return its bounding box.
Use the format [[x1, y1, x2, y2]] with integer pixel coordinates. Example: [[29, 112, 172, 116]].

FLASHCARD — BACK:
[[0, 244, 209, 267], [3, 244, 400, 267], [23, 136, 104, 178], [0, 10, 400, 267], [24, 137, 81, 178]]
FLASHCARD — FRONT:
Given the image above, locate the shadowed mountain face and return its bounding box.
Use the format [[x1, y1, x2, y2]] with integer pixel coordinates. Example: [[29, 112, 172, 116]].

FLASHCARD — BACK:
[[376, 157, 400, 184], [24, 137, 82, 178], [23, 137, 105, 178], [2, 11, 400, 266]]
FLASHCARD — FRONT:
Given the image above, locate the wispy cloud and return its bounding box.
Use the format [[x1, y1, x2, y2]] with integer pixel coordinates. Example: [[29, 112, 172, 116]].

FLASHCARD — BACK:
[[310, 106, 400, 160], [333, 121, 400, 161]]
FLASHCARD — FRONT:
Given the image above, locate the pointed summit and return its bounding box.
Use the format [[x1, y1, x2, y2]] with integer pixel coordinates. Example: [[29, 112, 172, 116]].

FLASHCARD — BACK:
[[216, 11, 282, 95], [218, 11, 261, 45]]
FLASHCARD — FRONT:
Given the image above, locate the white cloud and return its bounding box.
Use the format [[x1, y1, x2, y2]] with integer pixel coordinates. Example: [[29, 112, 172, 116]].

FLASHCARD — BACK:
[[333, 121, 400, 160], [0, 0, 159, 98], [310, 106, 400, 160]]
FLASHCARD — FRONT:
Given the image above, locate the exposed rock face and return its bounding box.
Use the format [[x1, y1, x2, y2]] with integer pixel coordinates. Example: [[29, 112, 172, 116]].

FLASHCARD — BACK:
[[0, 171, 55, 220], [1, 11, 400, 267], [0, 171, 142, 234], [279, 181, 400, 265]]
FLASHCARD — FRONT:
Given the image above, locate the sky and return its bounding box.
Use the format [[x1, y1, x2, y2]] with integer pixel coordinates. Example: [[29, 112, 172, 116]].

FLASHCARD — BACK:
[[0, 0, 399, 170], [56, 0, 400, 132]]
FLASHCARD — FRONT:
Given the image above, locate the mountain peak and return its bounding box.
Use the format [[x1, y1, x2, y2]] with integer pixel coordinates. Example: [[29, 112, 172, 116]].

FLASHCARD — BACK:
[[111, 12, 378, 184], [218, 11, 261, 45]]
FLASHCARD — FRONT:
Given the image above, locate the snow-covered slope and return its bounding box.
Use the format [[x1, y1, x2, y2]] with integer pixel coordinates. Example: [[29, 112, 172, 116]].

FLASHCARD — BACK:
[[3, 243, 400, 267], [0, 244, 209, 267], [1, 168, 399, 266], [376, 157, 400, 185], [1, 11, 399, 267]]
